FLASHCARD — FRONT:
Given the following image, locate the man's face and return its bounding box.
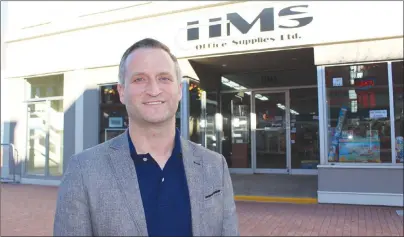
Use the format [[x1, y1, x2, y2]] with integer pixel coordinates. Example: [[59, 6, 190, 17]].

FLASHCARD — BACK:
[[117, 48, 182, 125]]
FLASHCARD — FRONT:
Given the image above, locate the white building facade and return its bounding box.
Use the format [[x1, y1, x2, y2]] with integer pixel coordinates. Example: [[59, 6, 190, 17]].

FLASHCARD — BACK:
[[1, 1, 403, 206]]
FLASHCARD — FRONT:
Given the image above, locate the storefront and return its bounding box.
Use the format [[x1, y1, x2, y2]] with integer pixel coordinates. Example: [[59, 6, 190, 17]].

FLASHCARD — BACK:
[[2, 1, 403, 205]]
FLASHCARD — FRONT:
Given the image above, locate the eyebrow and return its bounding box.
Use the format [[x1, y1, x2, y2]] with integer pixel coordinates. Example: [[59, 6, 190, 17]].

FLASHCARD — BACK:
[[129, 72, 146, 78], [129, 72, 173, 78]]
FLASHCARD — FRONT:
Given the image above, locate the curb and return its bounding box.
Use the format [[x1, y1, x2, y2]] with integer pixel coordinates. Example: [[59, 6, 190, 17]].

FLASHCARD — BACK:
[[234, 195, 318, 204]]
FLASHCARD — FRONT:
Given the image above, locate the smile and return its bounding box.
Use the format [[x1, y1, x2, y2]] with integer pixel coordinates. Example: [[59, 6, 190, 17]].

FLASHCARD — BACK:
[[144, 101, 164, 105]]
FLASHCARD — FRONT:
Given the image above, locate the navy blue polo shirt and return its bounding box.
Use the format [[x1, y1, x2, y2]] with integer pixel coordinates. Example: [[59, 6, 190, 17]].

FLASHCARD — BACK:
[[127, 128, 193, 237]]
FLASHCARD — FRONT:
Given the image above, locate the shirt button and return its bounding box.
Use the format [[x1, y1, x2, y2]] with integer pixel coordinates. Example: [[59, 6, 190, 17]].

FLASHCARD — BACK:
[[162, 177, 165, 182], [143, 157, 148, 162]]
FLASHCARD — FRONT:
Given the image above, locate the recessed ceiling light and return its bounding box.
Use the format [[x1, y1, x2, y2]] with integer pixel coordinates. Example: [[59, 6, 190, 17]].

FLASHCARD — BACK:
[[222, 64, 227, 67]]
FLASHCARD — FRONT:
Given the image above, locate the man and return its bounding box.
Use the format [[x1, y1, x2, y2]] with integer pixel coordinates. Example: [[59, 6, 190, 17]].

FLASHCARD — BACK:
[[53, 38, 239, 236]]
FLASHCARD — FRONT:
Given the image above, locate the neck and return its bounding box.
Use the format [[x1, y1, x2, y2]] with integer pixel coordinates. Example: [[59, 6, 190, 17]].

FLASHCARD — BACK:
[[128, 119, 176, 157]]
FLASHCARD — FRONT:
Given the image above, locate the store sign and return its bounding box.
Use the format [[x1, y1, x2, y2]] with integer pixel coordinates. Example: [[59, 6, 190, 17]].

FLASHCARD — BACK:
[[185, 4, 313, 50], [261, 75, 278, 84]]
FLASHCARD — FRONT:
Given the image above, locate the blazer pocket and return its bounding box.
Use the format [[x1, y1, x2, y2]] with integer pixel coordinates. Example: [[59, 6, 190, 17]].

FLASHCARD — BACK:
[[204, 189, 221, 199]]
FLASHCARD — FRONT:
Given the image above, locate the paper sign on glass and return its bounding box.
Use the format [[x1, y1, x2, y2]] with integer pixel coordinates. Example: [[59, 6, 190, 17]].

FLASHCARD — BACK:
[[369, 110, 387, 119], [333, 77, 343, 87]]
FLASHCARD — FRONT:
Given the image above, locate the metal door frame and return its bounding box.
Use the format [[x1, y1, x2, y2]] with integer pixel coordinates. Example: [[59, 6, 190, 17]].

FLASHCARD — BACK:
[[251, 89, 291, 174]]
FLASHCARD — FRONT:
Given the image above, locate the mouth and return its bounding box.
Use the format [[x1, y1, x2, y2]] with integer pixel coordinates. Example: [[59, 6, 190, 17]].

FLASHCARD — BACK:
[[143, 101, 165, 105]]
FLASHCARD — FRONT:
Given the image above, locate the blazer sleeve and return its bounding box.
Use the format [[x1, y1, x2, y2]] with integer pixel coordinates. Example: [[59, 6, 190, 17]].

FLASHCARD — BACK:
[[221, 155, 240, 236], [53, 155, 93, 236]]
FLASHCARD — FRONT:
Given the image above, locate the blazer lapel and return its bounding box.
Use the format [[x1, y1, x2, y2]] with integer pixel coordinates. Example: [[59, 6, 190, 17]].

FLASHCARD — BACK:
[[181, 138, 204, 236], [107, 131, 148, 236]]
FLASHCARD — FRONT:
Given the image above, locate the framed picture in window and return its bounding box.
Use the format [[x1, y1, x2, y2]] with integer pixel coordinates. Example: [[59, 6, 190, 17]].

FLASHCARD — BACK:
[[109, 117, 123, 128], [105, 128, 126, 141]]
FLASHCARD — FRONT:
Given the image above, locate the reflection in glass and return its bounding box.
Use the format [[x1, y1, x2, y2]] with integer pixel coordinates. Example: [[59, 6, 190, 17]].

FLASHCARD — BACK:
[[189, 80, 202, 145], [25, 75, 65, 176], [27, 75, 64, 99], [326, 63, 392, 163], [290, 88, 320, 169], [204, 92, 219, 152], [255, 92, 287, 169], [221, 92, 251, 168], [26, 103, 48, 176], [392, 61, 404, 163], [49, 100, 64, 176], [26, 100, 65, 176]]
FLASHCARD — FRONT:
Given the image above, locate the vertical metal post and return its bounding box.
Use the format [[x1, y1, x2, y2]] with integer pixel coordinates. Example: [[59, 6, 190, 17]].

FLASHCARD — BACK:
[[317, 66, 328, 165], [250, 91, 256, 172], [387, 62, 396, 164], [180, 77, 190, 140], [285, 90, 291, 173], [200, 91, 207, 147], [215, 92, 222, 154], [45, 100, 50, 177]]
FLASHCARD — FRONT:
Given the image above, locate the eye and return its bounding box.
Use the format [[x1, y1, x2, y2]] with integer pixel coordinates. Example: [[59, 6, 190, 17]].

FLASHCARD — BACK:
[[159, 77, 171, 81], [133, 77, 144, 83]]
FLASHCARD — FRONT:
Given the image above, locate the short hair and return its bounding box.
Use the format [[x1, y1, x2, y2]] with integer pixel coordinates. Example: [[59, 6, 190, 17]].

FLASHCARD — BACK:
[[118, 38, 182, 85]]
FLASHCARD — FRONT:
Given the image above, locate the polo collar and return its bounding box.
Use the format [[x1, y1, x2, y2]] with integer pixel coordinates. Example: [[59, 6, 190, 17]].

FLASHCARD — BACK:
[[127, 128, 182, 164]]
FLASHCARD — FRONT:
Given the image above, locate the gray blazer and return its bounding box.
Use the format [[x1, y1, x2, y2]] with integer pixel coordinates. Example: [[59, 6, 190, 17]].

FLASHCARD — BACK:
[[53, 131, 239, 236]]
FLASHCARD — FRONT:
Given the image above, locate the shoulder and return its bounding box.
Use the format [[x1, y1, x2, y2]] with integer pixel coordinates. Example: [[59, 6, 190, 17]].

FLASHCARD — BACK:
[[182, 139, 227, 169], [66, 134, 122, 170], [75, 141, 111, 163]]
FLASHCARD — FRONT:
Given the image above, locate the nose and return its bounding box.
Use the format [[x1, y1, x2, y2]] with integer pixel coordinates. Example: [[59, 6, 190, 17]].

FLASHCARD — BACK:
[[146, 79, 162, 96]]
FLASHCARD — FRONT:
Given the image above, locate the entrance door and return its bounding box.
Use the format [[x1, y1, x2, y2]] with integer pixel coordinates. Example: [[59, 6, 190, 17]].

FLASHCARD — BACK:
[[26, 101, 49, 176], [26, 99, 64, 177], [252, 91, 291, 173]]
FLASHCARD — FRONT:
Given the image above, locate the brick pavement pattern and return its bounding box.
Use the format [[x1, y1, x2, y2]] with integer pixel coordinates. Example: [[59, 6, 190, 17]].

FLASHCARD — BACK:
[[1, 183, 403, 236]]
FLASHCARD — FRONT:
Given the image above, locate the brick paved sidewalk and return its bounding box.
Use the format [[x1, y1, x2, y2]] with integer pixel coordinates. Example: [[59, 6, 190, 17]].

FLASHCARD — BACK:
[[1, 183, 403, 236]]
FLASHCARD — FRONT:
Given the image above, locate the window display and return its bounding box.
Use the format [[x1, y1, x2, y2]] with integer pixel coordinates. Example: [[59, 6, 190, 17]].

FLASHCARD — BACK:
[[392, 61, 404, 163], [325, 63, 392, 163], [99, 84, 127, 143]]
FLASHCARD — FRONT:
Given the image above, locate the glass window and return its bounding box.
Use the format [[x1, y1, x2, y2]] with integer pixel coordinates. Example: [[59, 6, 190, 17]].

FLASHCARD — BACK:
[[99, 84, 127, 143], [189, 80, 202, 145], [204, 91, 219, 152], [325, 63, 392, 163], [221, 92, 251, 168], [100, 84, 120, 104], [290, 88, 320, 169], [392, 61, 404, 163], [26, 74, 64, 99]]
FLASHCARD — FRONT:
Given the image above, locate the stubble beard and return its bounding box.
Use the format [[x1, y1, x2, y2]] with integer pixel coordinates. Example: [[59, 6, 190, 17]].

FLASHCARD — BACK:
[[126, 103, 177, 127]]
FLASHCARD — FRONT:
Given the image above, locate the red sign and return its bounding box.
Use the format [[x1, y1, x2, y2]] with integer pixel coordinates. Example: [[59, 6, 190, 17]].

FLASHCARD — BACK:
[[354, 77, 376, 90]]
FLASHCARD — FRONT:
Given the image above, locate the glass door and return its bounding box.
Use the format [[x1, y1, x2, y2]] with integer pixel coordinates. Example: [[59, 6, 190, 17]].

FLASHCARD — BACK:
[[252, 91, 291, 173], [26, 101, 49, 176], [26, 99, 64, 177], [289, 88, 319, 175]]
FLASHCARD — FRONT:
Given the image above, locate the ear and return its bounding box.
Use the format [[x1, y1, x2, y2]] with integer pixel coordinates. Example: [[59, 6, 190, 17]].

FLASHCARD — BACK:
[[117, 83, 125, 104]]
